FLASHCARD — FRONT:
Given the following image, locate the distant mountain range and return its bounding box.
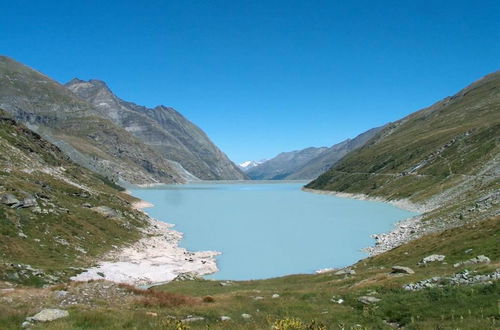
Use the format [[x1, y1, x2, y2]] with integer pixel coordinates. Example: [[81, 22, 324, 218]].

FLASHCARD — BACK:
[[0, 56, 246, 184], [246, 127, 382, 180]]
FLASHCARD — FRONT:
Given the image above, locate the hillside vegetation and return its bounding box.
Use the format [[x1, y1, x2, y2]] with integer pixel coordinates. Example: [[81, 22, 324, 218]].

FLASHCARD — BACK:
[[0, 109, 150, 286], [307, 72, 499, 206]]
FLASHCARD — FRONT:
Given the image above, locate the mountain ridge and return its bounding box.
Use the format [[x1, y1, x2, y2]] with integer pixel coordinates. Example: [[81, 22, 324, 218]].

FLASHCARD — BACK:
[[247, 126, 382, 180], [65, 78, 247, 181]]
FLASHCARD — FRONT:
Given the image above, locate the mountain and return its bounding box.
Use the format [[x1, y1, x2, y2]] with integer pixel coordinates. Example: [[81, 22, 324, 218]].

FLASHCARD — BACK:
[[247, 127, 382, 180], [0, 108, 150, 285], [307, 71, 500, 226], [65, 79, 246, 181], [246, 147, 328, 180], [287, 127, 383, 180], [0, 56, 246, 184], [0, 56, 186, 184], [238, 160, 265, 171]]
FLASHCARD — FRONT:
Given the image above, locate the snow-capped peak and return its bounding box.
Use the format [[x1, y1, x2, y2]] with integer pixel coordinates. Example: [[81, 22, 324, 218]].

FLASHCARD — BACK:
[[238, 160, 265, 171]]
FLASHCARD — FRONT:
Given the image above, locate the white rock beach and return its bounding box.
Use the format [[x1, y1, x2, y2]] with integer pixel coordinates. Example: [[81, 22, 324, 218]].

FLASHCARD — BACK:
[[71, 200, 220, 286]]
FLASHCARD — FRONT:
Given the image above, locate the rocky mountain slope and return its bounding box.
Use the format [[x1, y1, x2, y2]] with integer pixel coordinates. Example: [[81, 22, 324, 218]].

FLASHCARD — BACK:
[[0, 56, 245, 184], [0, 108, 150, 285], [0, 56, 185, 184], [65, 79, 246, 181], [247, 127, 382, 180], [307, 71, 500, 244]]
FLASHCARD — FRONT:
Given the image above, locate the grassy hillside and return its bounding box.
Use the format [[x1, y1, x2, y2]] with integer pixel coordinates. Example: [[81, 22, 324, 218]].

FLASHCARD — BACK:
[[0, 216, 497, 329], [306, 72, 499, 206], [0, 109, 151, 286]]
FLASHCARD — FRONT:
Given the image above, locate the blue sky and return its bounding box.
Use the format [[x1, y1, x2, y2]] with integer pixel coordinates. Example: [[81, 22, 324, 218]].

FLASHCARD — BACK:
[[2, 1, 499, 163]]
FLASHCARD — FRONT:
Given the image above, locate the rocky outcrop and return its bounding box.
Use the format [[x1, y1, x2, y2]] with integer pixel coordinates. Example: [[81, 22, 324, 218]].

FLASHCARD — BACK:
[[65, 79, 246, 181]]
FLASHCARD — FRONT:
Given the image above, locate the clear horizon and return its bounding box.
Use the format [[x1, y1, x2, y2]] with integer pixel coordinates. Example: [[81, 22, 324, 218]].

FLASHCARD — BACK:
[[2, 1, 499, 163]]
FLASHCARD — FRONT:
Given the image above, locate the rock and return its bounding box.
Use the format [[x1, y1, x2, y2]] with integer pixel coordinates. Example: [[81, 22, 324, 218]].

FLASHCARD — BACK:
[[18, 232, 27, 238], [0, 193, 19, 205], [220, 316, 231, 321], [241, 313, 252, 320], [21, 321, 32, 328], [358, 296, 381, 304], [172, 272, 199, 281], [145, 312, 158, 317], [391, 266, 415, 274], [464, 248, 473, 254], [253, 296, 264, 300], [82, 203, 92, 208], [219, 281, 233, 286], [420, 254, 445, 264], [272, 293, 280, 299], [91, 206, 119, 218], [454, 255, 491, 268], [334, 268, 356, 275], [181, 316, 204, 323], [473, 255, 491, 264], [21, 196, 37, 208], [54, 290, 69, 299], [330, 297, 344, 304], [27, 309, 69, 322]]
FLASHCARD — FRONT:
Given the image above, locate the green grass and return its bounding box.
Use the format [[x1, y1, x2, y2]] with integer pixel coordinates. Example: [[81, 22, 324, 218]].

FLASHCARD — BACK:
[[307, 72, 500, 205], [0, 111, 147, 285], [6, 217, 491, 329]]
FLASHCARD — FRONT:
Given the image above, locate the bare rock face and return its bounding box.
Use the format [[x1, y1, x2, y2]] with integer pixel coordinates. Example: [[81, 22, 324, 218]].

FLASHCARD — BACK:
[[65, 79, 247, 181]]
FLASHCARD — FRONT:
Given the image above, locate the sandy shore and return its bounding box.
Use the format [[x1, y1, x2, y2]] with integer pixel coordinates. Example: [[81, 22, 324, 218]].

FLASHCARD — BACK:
[[71, 199, 220, 286], [302, 188, 432, 256]]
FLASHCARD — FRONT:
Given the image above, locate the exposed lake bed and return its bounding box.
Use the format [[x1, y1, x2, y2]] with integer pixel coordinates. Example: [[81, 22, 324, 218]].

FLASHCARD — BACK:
[[130, 181, 418, 280]]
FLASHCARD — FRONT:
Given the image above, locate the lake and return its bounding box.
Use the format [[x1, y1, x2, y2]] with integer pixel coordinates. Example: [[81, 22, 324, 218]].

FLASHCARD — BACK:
[[131, 181, 417, 280]]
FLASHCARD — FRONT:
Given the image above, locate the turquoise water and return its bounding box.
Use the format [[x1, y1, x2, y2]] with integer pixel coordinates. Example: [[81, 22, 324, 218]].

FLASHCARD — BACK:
[[131, 182, 417, 280]]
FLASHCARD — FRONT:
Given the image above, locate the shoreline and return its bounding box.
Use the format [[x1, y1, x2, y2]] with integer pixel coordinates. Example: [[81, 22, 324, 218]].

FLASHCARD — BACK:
[[302, 187, 430, 256], [71, 197, 220, 286], [301, 187, 429, 213]]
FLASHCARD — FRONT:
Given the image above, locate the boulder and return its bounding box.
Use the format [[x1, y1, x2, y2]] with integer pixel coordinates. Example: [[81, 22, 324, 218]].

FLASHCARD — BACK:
[[272, 293, 280, 299], [454, 255, 491, 268], [241, 313, 252, 320], [358, 296, 381, 304], [0, 193, 19, 205], [391, 266, 415, 274], [181, 316, 204, 323], [220, 316, 231, 321], [420, 254, 445, 264], [27, 309, 69, 322], [334, 268, 356, 275], [21, 196, 37, 208], [172, 272, 200, 281]]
